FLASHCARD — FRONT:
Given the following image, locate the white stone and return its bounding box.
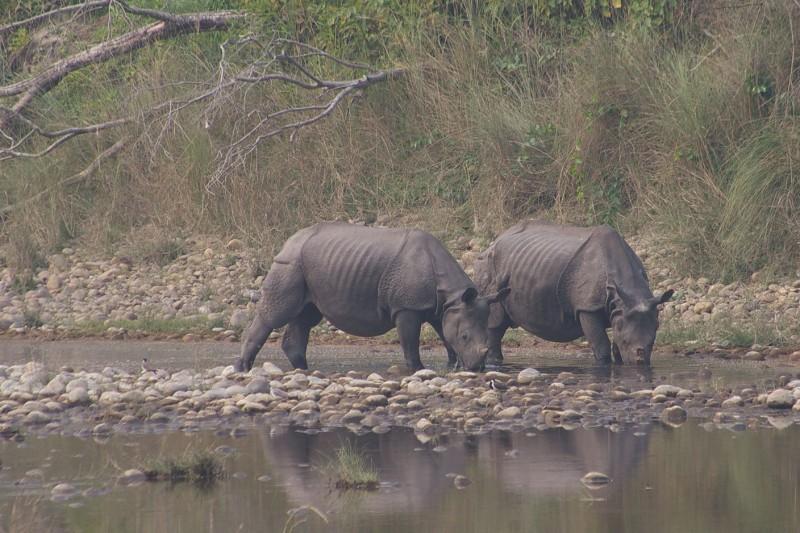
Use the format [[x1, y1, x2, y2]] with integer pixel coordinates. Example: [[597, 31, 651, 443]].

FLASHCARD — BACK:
[[766, 389, 794, 409]]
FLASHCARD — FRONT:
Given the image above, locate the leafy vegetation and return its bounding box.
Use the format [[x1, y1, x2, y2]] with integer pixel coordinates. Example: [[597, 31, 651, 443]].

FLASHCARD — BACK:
[[2, 1, 800, 281]]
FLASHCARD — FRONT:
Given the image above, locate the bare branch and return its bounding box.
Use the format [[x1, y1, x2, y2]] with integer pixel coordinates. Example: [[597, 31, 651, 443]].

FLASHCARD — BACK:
[[273, 39, 373, 71], [0, 1, 110, 37], [1, 8, 405, 196]]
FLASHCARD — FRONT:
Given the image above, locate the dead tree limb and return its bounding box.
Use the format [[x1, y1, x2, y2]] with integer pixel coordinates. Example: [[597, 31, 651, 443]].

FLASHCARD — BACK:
[[1, 6, 404, 205], [0, 6, 245, 130], [0, 1, 111, 37]]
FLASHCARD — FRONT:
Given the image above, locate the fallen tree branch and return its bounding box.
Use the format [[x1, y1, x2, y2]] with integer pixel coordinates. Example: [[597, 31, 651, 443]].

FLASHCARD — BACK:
[[0, 0, 110, 37], [1, 9, 404, 192], [0, 7, 244, 129]]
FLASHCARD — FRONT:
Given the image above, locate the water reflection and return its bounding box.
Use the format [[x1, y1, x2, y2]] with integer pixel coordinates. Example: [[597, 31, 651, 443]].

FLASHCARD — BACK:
[[0, 421, 797, 533], [260, 426, 651, 513]]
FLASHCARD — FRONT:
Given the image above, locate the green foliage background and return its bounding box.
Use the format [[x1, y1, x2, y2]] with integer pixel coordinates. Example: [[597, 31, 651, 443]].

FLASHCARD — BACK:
[[2, 0, 799, 281]]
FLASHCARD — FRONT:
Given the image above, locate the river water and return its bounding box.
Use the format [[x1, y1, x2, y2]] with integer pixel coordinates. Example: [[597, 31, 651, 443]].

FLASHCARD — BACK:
[[0, 340, 797, 533]]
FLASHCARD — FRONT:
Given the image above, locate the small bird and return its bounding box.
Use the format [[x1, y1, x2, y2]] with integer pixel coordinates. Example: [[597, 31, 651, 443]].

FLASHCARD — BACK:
[[488, 379, 508, 392], [697, 365, 712, 380], [141, 358, 156, 373]]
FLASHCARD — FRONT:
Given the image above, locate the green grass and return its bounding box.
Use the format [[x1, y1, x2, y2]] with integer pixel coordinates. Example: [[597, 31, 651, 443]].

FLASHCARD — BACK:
[[657, 314, 800, 349], [74, 315, 225, 335], [143, 451, 224, 487], [22, 309, 43, 329], [322, 441, 379, 491]]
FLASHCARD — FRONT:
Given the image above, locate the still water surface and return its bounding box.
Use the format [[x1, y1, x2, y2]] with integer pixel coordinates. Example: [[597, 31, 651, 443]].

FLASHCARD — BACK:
[[0, 422, 798, 533]]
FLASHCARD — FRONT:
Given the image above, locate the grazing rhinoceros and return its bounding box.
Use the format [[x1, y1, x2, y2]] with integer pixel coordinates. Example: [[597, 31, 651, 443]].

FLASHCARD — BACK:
[[473, 221, 673, 365], [235, 222, 510, 372]]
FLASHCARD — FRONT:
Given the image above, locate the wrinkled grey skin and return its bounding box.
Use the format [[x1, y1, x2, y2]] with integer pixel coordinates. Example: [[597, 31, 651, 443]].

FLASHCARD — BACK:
[[236, 222, 510, 372], [474, 221, 673, 366]]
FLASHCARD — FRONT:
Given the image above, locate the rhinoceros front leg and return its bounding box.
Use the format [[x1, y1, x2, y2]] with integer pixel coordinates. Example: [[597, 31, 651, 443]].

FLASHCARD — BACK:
[[611, 342, 623, 364], [236, 261, 308, 372], [395, 311, 424, 371], [237, 313, 274, 372], [578, 311, 612, 364], [281, 304, 323, 370], [486, 324, 509, 367], [429, 320, 459, 369]]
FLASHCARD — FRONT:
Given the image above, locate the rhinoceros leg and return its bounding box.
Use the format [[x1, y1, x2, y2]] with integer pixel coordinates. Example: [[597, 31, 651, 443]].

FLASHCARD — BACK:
[[486, 324, 508, 366], [429, 320, 459, 369], [578, 311, 612, 364], [611, 342, 623, 364], [236, 262, 308, 372], [395, 310, 424, 371], [281, 304, 322, 370]]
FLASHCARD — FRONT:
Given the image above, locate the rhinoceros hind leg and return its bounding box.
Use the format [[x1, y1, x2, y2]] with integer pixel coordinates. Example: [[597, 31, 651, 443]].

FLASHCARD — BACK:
[[396, 311, 424, 371], [578, 311, 612, 364], [281, 304, 322, 370]]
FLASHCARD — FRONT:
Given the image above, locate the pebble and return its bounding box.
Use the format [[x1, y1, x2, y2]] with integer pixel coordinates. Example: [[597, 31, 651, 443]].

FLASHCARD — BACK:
[[497, 406, 521, 419], [453, 475, 471, 489], [652, 385, 681, 397], [24, 410, 50, 424], [721, 396, 743, 408], [743, 351, 765, 361], [517, 368, 541, 385], [413, 369, 437, 380], [415, 418, 434, 433], [660, 406, 687, 426], [92, 423, 112, 435], [581, 472, 611, 487], [766, 389, 794, 409], [51, 483, 78, 499], [119, 469, 146, 485]]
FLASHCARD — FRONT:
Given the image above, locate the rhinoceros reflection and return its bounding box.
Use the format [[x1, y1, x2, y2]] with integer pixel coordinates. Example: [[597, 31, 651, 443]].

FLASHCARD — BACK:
[[258, 425, 650, 514]]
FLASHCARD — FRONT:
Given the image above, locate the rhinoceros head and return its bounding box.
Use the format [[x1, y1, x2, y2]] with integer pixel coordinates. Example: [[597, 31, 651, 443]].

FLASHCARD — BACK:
[[442, 285, 510, 371], [609, 285, 674, 365]]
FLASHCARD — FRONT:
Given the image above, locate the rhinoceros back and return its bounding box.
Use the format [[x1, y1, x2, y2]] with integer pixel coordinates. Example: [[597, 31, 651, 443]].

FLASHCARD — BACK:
[[492, 221, 594, 340], [277, 223, 442, 336]]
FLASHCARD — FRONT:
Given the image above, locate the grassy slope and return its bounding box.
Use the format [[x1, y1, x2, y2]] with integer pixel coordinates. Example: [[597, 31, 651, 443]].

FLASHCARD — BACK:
[[2, 1, 800, 282]]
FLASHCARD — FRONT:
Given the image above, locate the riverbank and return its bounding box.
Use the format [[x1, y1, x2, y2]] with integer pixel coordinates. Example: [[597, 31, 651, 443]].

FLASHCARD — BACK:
[[0, 350, 798, 442], [2, 233, 800, 362]]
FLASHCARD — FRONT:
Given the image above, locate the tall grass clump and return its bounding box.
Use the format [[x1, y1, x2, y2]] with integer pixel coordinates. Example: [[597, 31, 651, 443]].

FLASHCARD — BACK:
[[143, 450, 224, 487], [322, 441, 379, 490]]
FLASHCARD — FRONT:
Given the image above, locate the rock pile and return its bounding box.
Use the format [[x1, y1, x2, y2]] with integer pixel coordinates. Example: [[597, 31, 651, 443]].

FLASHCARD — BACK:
[[0, 362, 797, 439]]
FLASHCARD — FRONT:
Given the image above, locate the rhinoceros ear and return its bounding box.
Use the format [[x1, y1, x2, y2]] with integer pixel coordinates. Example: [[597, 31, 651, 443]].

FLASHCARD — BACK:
[[461, 287, 478, 304], [487, 286, 511, 304]]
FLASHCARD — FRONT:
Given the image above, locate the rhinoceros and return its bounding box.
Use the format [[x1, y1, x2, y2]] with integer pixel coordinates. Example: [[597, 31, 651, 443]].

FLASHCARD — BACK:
[[474, 221, 673, 365], [235, 222, 510, 372]]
